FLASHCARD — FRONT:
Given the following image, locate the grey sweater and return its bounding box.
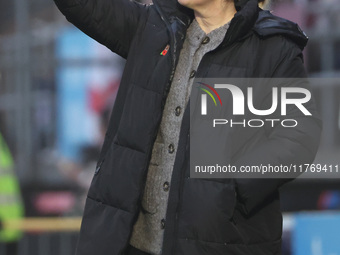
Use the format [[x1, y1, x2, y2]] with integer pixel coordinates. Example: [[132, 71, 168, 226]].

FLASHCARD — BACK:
[[129, 19, 230, 255]]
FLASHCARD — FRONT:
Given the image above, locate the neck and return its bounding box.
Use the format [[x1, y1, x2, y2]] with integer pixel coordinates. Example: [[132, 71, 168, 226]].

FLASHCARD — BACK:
[[193, 1, 236, 34]]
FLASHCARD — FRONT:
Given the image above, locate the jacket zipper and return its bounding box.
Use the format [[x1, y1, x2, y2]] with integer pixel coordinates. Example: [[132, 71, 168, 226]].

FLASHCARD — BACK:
[[153, 3, 238, 253], [171, 132, 190, 254], [153, 3, 188, 254], [135, 1, 179, 224], [153, 1, 177, 108]]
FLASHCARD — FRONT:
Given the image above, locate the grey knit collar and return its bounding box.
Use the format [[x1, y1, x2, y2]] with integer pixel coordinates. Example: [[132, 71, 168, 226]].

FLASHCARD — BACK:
[[187, 19, 231, 47]]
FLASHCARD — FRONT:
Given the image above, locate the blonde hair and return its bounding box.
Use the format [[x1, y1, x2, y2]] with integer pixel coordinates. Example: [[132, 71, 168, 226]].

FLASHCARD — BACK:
[[258, 0, 271, 9]]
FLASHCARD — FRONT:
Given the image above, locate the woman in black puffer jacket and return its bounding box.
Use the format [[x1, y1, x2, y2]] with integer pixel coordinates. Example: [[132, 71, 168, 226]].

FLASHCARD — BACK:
[[53, 0, 322, 254]]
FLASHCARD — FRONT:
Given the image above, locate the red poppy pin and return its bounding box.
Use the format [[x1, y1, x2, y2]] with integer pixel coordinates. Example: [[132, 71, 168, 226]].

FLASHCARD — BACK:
[[160, 44, 170, 56]]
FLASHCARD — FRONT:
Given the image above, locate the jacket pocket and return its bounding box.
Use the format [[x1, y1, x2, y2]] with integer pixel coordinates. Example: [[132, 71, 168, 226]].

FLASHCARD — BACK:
[[88, 143, 147, 213], [177, 178, 241, 244], [76, 197, 134, 255], [148, 141, 165, 166]]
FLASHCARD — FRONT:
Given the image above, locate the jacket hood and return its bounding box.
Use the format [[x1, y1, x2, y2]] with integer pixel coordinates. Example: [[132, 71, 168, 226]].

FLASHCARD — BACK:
[[153, 0, 308, 50], [253, 10, 308, 50]]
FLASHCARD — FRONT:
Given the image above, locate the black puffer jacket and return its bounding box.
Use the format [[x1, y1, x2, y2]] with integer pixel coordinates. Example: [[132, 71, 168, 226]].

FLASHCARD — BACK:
[[53, 0, 322, 254]]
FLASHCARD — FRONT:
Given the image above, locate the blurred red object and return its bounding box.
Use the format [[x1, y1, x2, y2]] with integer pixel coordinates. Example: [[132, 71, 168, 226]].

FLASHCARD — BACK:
[[88, 80, 119, 113], [34, 191, 76, 215]]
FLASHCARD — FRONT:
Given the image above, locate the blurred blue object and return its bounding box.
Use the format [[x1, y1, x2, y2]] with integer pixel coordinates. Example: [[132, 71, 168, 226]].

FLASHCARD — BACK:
[[56, 27, 94, 161], [293, 213, 340, 255], [55, 27, 121, 161]]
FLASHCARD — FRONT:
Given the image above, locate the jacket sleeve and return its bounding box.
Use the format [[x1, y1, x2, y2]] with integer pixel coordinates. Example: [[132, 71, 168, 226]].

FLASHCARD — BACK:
[[53, 0, 148, 58], [234, 38, 322, 216]]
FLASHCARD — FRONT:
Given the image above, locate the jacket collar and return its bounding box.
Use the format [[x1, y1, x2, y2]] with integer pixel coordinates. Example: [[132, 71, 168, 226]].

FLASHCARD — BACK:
[[152, 0, 260, 46], [152, 0, 308, 50], [222, 0, 259, 46], [152, 0, 193, 27]]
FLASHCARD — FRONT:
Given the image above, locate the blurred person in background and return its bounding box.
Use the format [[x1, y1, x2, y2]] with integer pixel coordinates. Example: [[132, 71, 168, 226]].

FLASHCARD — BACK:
[[53, 0, 322, 254], [58, 106, 112, 214], [0, 133, 24, 255]]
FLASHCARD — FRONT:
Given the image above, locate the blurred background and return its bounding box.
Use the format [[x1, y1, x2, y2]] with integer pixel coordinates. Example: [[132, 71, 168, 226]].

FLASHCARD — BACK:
[[0, 0, 339, 254]]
